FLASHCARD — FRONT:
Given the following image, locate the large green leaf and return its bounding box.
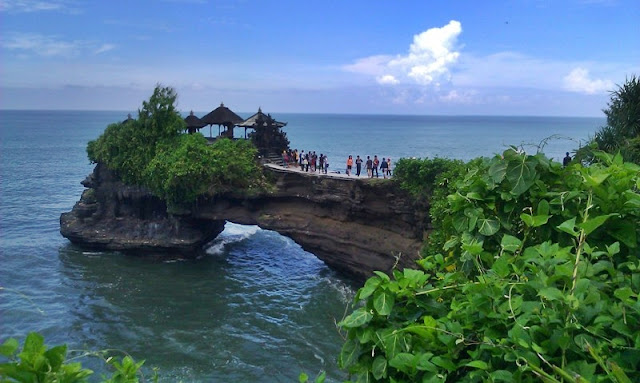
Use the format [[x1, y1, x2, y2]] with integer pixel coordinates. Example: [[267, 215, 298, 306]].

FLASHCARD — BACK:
[[478, 218, 500, 236], [339, 307, 373, 328], [377, 330, 405, 360], [338, 339, 360, 368], [358, 276, 381, 300], [501, 234, 522, 253], [371, 356, 388, 380], [557, 217, 578, 236], [489, 160, 508, 183], [578, 213, 618, 235], [373, 290, 395, 316], [506, 157, 537, 196]]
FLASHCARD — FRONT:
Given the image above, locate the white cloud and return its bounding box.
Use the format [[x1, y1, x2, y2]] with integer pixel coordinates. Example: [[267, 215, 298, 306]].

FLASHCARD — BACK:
[[95, 44, 116, 54], [0, 0, 79, 13], [439, 89, 479, 104], [2, 33, 80, 56], [344, 20, 462, 87], [377, 75, 399, 85], [2, 32, 115, 58], [563, 67, 614, 94]]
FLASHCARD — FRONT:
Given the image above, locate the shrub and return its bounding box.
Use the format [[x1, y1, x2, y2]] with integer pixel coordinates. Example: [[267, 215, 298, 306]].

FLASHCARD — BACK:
[[339, 149, 639, 382], [87, 85, 263, 207], [0, 332, 151, 383], [576, 75, 640, 164]]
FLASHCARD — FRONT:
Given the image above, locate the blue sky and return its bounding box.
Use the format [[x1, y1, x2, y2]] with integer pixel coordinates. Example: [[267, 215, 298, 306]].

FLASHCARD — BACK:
[[1, 0, 638, 116]]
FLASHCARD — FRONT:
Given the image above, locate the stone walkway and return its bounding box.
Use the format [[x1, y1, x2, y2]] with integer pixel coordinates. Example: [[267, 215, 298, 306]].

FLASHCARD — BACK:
[[264, 163, 391, 180]]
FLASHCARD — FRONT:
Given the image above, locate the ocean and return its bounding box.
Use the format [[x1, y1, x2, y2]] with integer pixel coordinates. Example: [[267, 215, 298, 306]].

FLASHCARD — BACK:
[[0, 110, 604, 382]]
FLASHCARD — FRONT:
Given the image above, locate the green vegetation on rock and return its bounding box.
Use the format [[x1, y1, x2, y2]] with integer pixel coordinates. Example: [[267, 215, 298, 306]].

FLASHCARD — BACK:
[[393, 157, 470, 257], [87, 85, 263, 207], [339, 149, 639, 382]]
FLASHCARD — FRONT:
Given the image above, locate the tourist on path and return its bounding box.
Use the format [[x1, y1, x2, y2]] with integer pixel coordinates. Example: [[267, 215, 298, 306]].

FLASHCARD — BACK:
[[386, 158, 392, 177], [373, 155, 380, 178], [299, 150, 305, 171], [366, 156, 373, 178], [346, 155, 353, 176], [380, 157, 389, 179], [319, 154, 325, 173], [324, 157, 329, 174], [355, 155, 362, 176], [563, 152, 572, 167]]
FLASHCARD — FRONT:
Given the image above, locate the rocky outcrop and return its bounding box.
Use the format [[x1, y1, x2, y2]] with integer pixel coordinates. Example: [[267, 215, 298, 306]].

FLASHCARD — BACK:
[[61, 164, 429, 279], [60, 163, 225, 255]]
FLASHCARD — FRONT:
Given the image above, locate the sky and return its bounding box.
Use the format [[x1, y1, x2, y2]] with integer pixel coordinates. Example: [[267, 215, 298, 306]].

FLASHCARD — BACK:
[[1, 0, 638, 116]]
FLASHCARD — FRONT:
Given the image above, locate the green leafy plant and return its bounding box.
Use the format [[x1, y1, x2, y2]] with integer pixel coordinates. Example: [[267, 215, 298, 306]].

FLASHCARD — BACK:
[[393, 157, 470, 257], [0, 333, 152, 383], [87, 85, 264, 207], [338, 149, 639, 382]]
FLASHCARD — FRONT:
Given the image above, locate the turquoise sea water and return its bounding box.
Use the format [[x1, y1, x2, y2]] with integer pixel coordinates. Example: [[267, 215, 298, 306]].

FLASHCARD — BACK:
[[0, 110, 603, 382]]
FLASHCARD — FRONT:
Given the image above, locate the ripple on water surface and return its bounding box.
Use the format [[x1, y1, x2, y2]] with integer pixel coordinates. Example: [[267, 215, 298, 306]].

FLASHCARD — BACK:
[[29, 223, 357, 382]]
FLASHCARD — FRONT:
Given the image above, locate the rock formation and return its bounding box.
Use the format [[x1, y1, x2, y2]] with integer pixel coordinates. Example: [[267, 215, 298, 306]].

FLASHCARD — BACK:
[[61, 164, 429, 280]]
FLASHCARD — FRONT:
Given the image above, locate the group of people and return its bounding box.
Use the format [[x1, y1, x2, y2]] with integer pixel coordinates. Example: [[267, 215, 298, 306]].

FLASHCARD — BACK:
[[346, 155, 392, 178], [282, 149, 330, 173], [280, 149, 392, 178]]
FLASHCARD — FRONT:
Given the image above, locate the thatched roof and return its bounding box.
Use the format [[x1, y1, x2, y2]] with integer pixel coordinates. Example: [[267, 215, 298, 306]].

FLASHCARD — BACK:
[[237, 107, 287, 128], [184, 111, 205, 129], [201, 103, 243, 126]]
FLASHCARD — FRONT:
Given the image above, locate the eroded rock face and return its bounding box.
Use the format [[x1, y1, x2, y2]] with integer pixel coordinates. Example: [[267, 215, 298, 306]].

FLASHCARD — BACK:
[[60, 164, 429, 279], [60, 163, 226, 255]]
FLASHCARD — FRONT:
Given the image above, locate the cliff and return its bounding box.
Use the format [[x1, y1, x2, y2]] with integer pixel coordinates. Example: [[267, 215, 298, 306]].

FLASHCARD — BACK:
[[60, 164, 429, 280]]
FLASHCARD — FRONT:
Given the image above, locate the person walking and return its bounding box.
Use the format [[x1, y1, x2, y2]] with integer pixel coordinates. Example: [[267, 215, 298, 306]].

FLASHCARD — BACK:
[[346, 155, 353, 176], [366, 156, 373, 178], [373, 155, 380, 178], [355, 155, 362, 176], [380, 157, 389, 179]]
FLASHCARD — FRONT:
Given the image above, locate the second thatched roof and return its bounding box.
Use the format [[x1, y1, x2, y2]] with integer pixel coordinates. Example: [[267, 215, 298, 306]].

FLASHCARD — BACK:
[[201, 103, 244, 126]]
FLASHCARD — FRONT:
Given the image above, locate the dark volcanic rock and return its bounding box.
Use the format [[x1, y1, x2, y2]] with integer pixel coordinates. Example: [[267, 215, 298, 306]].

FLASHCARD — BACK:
[[60, 163, 225, 255], [60, 164, 429, 279]]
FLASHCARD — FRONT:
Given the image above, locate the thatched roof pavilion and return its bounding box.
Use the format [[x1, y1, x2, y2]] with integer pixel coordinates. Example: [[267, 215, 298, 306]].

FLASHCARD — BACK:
[[201, 103, 244, 138], [184, 111, 205, 134], [237, 107, 287, 138]]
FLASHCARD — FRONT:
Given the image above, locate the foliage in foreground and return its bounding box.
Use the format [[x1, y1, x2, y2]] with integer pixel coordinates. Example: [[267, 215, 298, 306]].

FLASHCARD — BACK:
[[339, 149, 639, 382], [87, 85, 263, 207], [575, 75, 640, 164], [393, 157, 471, 257], [0, 332, 152, 383]]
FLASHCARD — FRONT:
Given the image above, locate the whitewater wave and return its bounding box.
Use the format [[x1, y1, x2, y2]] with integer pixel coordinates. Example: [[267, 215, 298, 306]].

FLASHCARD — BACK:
[[205, 222, 261, 255]]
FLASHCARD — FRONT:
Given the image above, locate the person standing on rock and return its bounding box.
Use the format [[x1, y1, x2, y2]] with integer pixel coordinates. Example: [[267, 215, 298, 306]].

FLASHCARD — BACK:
[[373, 155, 380, 178], [346, 155, 353, 176], [324, 156, 329, 174], [366, 156, 373, 178], [299, 150, 305, 171], [386, 158, 392, 177], [355, 155, 362, 176], [380, 157, 389, 179]]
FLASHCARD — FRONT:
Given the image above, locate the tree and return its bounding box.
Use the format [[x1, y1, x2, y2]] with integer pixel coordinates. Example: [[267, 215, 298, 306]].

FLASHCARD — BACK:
[[576, 75, 640, 164]]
